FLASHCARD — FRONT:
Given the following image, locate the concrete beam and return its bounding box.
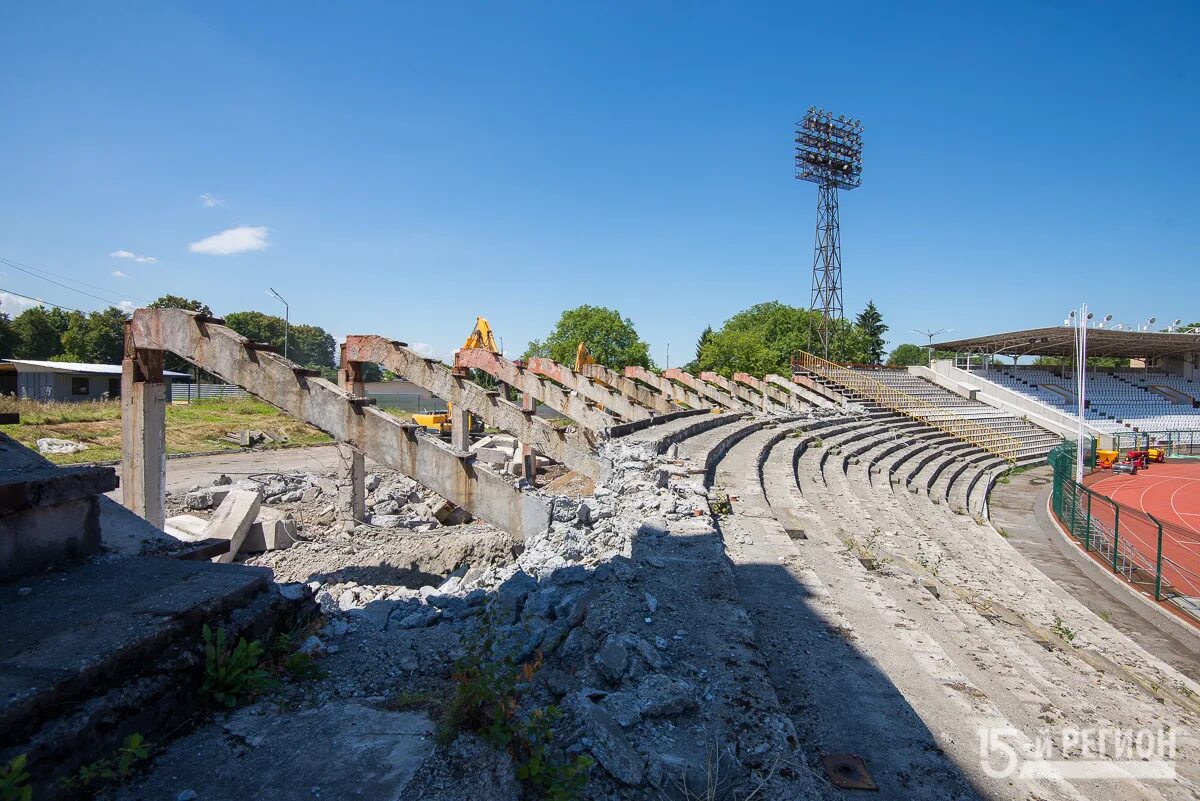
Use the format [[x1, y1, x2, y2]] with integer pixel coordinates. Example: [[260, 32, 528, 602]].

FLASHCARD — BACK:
[[701, 372, 787, 413], [622, 366, 710, 409], [130, 309, 549, 540], [663, 369, 747, 410], [579, 363, 679, 414], [732, 373, 805, 411], [121, 327, 166, 529], [337, 347, 366, 529], [765, 374, 836, 408], [454, 348, 617, 436], [524, 357, 651, 423], [345, 336, 604, 481]]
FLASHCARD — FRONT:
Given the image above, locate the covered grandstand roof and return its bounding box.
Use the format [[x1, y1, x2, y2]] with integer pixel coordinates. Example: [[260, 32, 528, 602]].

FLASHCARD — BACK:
[[933, 327, 1200, 359]]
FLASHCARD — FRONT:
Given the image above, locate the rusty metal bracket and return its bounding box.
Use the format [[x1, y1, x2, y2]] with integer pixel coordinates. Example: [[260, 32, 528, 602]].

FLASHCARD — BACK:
[[820, 754, 876, 791]]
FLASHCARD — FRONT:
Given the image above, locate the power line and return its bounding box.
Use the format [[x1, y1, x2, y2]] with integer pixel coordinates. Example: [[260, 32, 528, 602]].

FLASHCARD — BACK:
[[0, 255, 148, 308], [0, 287, 82, 313]]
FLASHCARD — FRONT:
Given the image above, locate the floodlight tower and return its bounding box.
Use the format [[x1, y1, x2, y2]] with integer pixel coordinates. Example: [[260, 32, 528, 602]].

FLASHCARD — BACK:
[[796, 107, 863, 360]]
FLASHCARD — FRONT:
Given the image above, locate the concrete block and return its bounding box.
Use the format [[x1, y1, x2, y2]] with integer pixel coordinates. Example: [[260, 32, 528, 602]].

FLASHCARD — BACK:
[[473, 447, 508, 466], [184, 485, 232, 510], [165, 514, 211, 540], [241, 508, 298, 553], [204, 489, 263, 564]]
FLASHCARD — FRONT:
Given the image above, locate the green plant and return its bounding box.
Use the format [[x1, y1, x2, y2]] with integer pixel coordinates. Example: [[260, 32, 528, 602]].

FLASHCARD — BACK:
[[517, 707, 593, 801], [442, 614, 593, 799], [0, 755, 31, 801], [1098, 610, 1113, 622], [60, 734, 152, 791], [386, 690, 434, 712], [202, 624, 274, 708], [270, 628, 326, 681], [708, 492, 732, 515], [1050, 615, 1077, 643], [996, 526, 1008, 538], [811, 438, 823, 448]]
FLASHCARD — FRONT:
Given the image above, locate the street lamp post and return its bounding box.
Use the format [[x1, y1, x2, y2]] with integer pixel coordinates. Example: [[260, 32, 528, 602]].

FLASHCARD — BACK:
[[1070, 305, 1093, 482], [912, 328, 951, 367], [267, 287, 289, 360]]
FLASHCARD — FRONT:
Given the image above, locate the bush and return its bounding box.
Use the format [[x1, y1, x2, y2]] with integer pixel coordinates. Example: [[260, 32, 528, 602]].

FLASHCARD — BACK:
[[201, 624, 275, 708]]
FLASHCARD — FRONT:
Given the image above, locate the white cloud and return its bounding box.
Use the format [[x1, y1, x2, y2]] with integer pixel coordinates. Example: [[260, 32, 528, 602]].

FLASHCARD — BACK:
[[112, 270, 128, 278], [198, 193, 224, 207], [411, 342, 437, 358], [110, 249, 157, 264], [118, 300, 136, 313], [188, 225, 270, 255], [0, 292, 42, 315]]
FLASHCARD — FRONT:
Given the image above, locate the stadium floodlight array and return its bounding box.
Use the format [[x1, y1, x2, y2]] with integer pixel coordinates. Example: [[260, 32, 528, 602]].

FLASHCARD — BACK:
[[795, 107, 863, 361], [795, 107, 864, 190]]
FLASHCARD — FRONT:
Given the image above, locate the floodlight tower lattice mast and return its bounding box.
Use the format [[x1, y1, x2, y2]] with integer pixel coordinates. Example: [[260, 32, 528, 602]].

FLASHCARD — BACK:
[[796, 108, 863, 361]]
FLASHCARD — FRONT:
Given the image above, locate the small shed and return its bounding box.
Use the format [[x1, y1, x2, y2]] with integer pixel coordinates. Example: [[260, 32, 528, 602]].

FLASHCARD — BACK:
[[1, 360, 188, 402]]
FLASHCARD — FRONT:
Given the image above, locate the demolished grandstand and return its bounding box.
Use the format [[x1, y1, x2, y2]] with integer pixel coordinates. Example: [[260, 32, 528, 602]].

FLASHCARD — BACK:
[[3, 308, 1200, 800]]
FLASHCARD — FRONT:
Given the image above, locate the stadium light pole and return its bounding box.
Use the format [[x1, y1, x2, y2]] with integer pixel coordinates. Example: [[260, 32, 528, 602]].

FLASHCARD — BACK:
[[913, 328, 951, 367], [267, 287, 289, 360], [1071, 304, 1093, 482], [796, 108, 863, 361]]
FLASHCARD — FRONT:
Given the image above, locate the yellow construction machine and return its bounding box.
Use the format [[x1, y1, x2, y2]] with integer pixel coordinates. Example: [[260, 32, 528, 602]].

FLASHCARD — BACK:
[[574, 341, 596, 372], [412, 317, 497, 437]]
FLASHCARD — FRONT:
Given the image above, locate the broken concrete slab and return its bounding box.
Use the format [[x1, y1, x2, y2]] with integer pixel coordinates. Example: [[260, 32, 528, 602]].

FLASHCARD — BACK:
[[105, 702, 433, 801], [240, 507, 298, 553], [205, 488, 262, 564], [165, 513, 210, 540]]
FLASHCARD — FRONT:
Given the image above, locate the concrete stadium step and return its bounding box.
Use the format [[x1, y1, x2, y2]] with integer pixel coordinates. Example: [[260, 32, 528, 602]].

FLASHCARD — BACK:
[[617, 410, 747, 454], [0, 558, 313, 797], [930, 449, 994, 511], [947, 454, 1006, 514], [796, 432, 1200, 800], [712, 425, 997, 799]]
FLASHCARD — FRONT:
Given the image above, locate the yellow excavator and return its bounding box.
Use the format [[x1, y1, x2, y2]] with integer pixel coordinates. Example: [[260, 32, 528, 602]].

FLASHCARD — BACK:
[[412, 317, 498, 437], [575, 341, 596, 372]]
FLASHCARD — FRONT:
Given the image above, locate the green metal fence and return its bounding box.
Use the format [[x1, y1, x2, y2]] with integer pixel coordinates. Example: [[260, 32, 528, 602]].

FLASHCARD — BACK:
[[1112, 430, 1200, 457], [1048, 442, 1200, 620]]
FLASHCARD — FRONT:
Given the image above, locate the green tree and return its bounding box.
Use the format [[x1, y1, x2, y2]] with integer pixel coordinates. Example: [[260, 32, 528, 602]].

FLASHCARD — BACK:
[[61, 307, 129, 364], [148, 295, 212, 316], [225, 311, 336, 370], [855, 300, 888, 365], [0, 313, 16, 359], [887, 343, 927, 367], [695, 302, 818, 377], [524, 305, 652, 370], [12, 306, 74, 360]]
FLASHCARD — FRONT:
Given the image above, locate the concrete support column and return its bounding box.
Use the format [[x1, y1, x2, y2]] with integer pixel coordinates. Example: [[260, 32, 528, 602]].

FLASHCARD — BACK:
[[121, 325, 166, 529], [520, 392, 538, 483], [450, 405, 471, 453], [337, 346, 366, 530]]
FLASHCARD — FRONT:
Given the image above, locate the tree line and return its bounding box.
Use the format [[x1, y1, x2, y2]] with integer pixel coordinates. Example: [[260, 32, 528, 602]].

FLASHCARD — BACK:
[[523, 300, 932, 376], [0, 295, 337, 375]]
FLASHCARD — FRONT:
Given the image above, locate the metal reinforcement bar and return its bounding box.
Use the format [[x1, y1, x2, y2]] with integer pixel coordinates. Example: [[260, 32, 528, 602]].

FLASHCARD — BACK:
[[128, 309, 550, 540], [795, 351, 1021, 462], [343, 336, 605, 481], [454, 349, 618, 435], [579, 363, 680, 414]]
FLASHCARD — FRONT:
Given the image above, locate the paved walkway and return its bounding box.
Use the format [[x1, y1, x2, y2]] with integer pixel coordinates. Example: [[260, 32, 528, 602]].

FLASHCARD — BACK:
[[989, 465, 1200, 681]]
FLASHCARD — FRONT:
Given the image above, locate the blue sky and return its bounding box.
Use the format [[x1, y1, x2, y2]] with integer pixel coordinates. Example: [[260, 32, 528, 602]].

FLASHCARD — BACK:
[[1, 1, 1197, 363]]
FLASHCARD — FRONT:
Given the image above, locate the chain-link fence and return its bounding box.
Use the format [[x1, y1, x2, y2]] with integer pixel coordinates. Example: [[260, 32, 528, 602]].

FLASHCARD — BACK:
[[1112, 430, 1200, 457], [1048, 442, 1200, 620]]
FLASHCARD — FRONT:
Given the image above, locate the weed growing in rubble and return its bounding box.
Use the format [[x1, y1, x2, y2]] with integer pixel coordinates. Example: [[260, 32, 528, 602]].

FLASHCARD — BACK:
[[201, 624, 275, 708], [271, 628, 326, 682], [708, 491, 732, 515], [1050, 615, 1077, 643], [0, 755, 31, 801], [441, 613, 593, 799], [59, 734, 152, 792]]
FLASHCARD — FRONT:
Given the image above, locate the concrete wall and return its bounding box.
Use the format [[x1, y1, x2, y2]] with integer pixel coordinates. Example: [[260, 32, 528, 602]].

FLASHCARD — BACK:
[[917, 360, 1103, 444]]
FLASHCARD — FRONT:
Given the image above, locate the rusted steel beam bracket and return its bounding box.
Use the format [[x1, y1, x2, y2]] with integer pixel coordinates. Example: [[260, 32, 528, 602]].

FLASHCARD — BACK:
[[344, 336, 605, 481], [622, 366, 710, 409], [663, 368, 747, 411], [579, 363, 679, 414], [454, 349, 617, 436], [524, 358, 651, 423], [129, 309, 550, 540]]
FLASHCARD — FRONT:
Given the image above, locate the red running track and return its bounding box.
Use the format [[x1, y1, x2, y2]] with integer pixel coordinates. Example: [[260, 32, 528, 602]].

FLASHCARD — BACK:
[[1082, 461, 1200, 597]]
